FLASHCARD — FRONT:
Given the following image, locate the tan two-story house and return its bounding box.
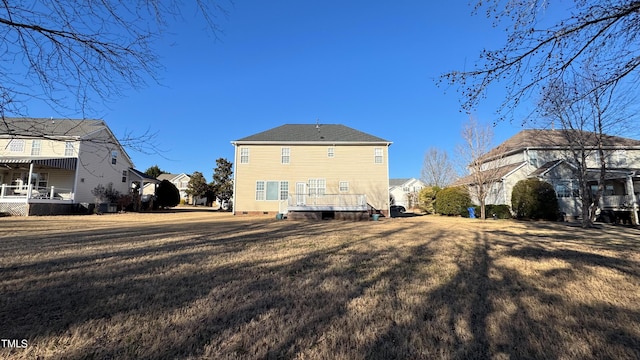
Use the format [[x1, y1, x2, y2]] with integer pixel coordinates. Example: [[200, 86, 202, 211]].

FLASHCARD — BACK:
[[231, 124, 392, 219], [0, 118, 154, 216]]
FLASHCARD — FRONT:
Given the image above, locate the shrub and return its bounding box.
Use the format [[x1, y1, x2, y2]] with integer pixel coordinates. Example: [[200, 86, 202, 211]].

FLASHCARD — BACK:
[[91, 183, 120, 204], [475, 204, 512, 219], [511, 178, 559, 220], [418, 186, 440, 214], [155, 179, 180, 208], [435, 186, 472, 216]]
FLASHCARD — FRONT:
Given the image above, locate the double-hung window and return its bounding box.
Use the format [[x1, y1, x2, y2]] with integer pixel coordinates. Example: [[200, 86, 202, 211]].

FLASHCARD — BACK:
[[374, 148, 383, 164], [256, 181, 265, 200], [9, 139, 25, 153], [327, 147, 335, 158], [281, 147, 290, 164], [31, 140, 41, 155], [308, 178, 326, 197], [64, 141, 74, 156], [339, 181, 349, 192], [240, 148, 249, 164]]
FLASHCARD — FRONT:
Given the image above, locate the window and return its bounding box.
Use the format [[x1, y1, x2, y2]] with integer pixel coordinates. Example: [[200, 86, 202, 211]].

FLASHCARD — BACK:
[[374, 148, 383, 164], [266, 181, 279, 200], [122, 170, 127, 183], [256, 181, 265, 200], [339, 181, 349, 192], [9, 139, 25, 153], [281, 147, 290, 164], [309, 178, 326, 196], [256, 180, 288, 201], [555, 181, 579, 198], [65, 142, 74, 156], [111, 150, 118, 165], [30, 173, 49, 190], [280, 181, 289, 200], [528, 150, 538, 167], [240, 148, 249, 164], [615, 150, 627, 166], [31, 140, 41, 156], [328, 147, 335, 158]]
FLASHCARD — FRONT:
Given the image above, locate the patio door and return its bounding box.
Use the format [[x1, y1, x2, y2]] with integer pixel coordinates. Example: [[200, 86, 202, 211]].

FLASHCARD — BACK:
[[296, 182, 306, 205]]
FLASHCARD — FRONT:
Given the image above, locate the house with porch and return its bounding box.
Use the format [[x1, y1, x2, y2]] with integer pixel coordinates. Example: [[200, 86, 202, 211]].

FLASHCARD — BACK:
[[0, 118, 155, 216], [389, 178, 426, 210], [231, 123, 392, 219], [455, 129, 640, 223]]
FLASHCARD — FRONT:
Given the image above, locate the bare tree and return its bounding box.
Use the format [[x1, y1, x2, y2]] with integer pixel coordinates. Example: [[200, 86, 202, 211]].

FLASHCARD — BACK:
[[0, 1, 227, 150], [539, 65, 636, 227], [421, 147, 457, 188], [442, 0, 640, 121], [458, 117, 505, 220]]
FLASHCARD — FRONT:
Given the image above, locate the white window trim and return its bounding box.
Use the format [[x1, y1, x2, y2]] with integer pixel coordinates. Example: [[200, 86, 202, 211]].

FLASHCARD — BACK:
[[256, 180, 289, 201], [339, 181, 349, 192], [31, 139, 41, 156], [328, 147, 335, 158], [374, 148, 383, 164], [281, 147, 290, 164], [9, 139, 25, 153], [240, 148, 249, 164], [64, 141, 75, 157]]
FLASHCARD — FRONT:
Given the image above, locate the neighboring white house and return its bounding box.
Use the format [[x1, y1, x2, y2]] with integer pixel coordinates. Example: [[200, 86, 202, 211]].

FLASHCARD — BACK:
[[143, 173, 206, 205], [455, 129, 640, 223], [389, 178, 426, 209], [0, 117, 154, 216]]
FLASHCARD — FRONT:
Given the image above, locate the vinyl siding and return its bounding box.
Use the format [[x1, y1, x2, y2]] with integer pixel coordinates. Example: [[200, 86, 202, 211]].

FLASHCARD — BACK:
[[234, 144, 389, 213]]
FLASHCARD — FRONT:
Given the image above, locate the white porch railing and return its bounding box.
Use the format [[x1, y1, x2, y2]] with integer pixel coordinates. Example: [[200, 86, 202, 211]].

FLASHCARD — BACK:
[[0, 184, 74, 201], [287, 194, 367, 209]]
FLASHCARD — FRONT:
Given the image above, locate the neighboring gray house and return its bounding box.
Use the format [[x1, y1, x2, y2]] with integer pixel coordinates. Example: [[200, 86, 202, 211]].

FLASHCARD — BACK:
[[455, 129, 640, 223], [389, 178, 426, 209]]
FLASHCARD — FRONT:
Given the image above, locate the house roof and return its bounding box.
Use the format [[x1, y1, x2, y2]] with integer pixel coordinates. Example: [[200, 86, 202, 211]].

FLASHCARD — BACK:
[[452, 162, 527, 186], [233, 124, 391, 143], [389, 178, 411, 187], [0, 117, 107, 138], [528, 160, 565, 178], [482, 129, 640, 161], [156, 173, 190, 182]]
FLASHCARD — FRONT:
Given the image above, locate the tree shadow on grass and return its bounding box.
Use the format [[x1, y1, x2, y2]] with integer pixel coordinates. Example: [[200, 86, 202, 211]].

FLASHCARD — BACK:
[[2, 218, 639, 359]]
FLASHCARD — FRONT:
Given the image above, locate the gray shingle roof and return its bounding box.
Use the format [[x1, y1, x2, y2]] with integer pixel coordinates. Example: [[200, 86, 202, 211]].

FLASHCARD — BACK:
[[235, 124, 390, 143], [0, 117, 106, 138], [482, 129, 640, 161]]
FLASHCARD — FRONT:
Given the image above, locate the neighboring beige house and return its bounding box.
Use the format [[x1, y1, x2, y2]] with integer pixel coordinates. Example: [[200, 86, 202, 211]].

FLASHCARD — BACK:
[[455, 129, 640, 222], [143, 172, 205, 205], [389, 178, 426, 209], [0, 118, 154, 216], [231, 124, 392, 219]]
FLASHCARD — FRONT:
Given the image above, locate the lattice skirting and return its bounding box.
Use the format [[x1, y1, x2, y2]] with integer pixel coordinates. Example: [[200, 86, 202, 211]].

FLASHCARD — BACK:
[[0, 203, 28, 216]]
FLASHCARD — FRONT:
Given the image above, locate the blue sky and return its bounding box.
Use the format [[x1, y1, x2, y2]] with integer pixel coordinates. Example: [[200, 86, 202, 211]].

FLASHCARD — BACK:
[[37, 2, 531, 180]]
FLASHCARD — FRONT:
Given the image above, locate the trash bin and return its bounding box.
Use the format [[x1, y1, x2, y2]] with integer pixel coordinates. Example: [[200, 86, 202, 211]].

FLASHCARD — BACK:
[[275, 213, 284, 220], [371, 214, 380, 221], [467, 207, 476, 219]]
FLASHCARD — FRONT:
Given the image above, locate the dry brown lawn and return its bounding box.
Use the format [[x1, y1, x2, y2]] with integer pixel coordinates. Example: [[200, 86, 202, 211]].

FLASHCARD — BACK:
[[1, 210, 639, 359]]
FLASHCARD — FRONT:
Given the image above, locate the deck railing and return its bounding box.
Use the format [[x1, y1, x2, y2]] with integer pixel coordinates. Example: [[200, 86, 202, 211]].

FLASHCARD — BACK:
[[0, 184, 74, 201], [600, 195, 637, 209], [287, 194, 367, 208]]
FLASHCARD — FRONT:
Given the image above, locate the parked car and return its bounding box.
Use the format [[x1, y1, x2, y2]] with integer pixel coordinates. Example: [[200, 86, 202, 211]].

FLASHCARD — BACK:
[[390, 205, 406, 213]]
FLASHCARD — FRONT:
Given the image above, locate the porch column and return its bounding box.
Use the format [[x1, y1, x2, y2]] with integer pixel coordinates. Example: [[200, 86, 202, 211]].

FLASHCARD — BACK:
[[626, 175, 639, 225], [27, 162, 35, 198]]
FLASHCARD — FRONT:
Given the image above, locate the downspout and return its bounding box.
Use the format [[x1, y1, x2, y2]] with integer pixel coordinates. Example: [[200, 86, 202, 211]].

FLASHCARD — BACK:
[[386, 143, 391, 216], [626, 174, 639, 225], [72, 140, 81, 202], [232, 141, 238, 215]]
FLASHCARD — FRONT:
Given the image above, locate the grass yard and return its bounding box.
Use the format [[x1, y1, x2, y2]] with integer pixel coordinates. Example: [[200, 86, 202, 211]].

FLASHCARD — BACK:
[[1, 211, 639, 359]]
